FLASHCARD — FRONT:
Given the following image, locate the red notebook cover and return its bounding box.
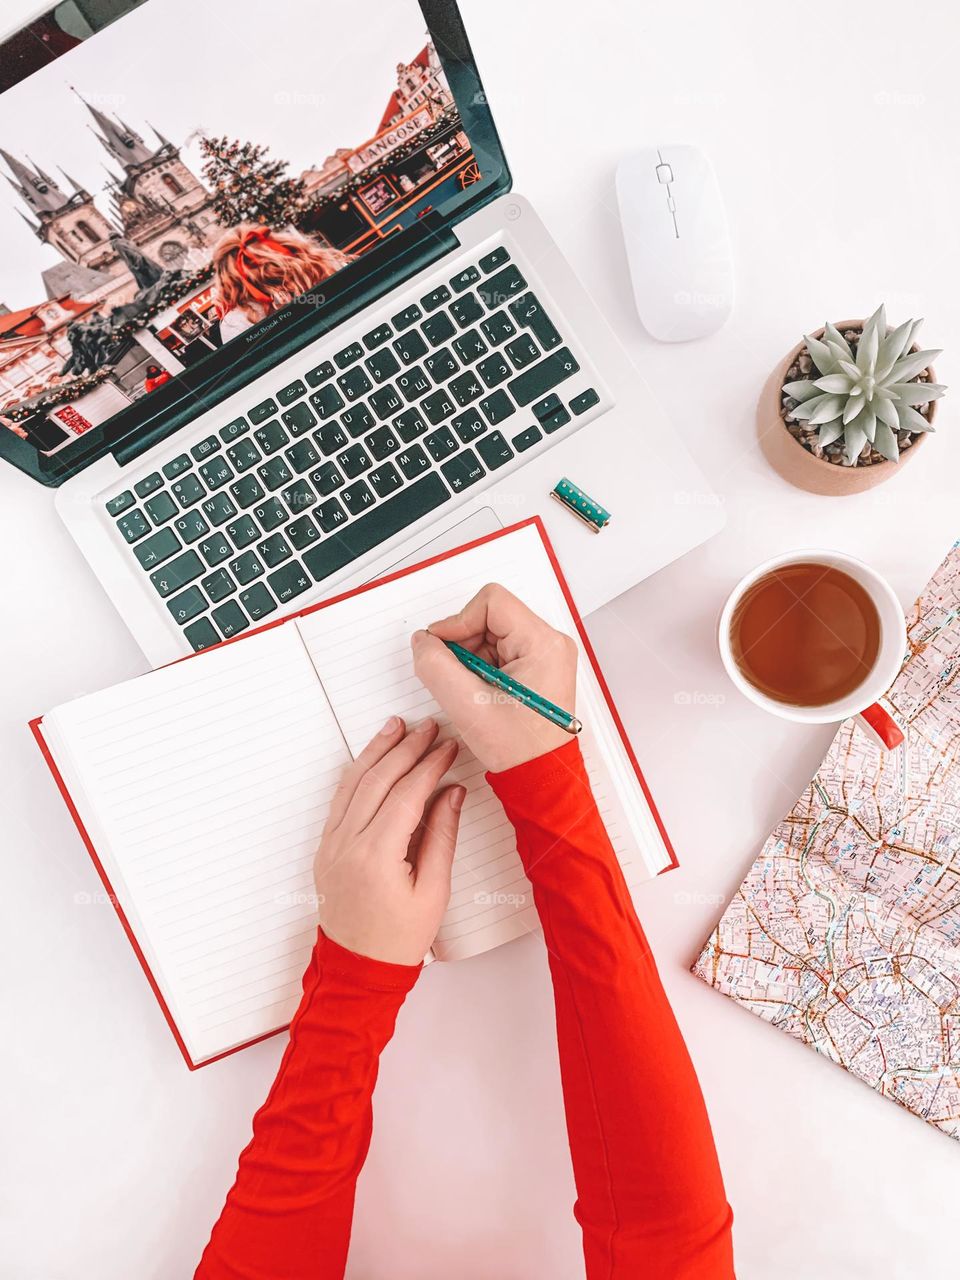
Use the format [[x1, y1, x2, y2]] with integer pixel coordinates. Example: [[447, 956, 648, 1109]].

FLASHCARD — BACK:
[[31, 516, 677, 1069]]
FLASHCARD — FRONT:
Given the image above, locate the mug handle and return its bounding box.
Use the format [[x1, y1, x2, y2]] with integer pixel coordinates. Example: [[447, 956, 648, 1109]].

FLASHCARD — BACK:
[[855, 699, 904, 750]]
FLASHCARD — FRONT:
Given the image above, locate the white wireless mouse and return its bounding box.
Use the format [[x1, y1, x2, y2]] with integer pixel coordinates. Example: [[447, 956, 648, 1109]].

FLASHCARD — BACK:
[[616, 145, 734, 342]]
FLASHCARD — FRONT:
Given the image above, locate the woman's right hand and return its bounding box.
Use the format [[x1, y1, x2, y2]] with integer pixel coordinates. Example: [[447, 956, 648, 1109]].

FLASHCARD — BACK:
[[411, 583, 578, 774]]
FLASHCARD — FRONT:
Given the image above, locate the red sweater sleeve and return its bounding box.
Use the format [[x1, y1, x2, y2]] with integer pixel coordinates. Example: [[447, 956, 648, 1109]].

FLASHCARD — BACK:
[[194, 932, 420, 1280], [488, 741, 735, 1279]]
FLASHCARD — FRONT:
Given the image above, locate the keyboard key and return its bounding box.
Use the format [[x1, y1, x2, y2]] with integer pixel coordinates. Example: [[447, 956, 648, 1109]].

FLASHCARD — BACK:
[[105, 490, 134, 516], [230, 550, 265, 585], [199, 457, 234, 491], [287, 515, 321, 551], [144, 492, 178, 525], [450, 293, 485, 328], [369, 462, 403, 498], [240, 582, 277, 621], [201, 492, 238, 526], [228, 438, 262, 473], [394, 408, 428, 443], [478, 264, 527, 308], [191, 435, 221, 462], [150, 549, 204, 597], [212, 599, 248, 638], [286, 439, 321, 474], [305, 359, 335, 388], [226, 514, 259, 549], [172, 473, 205, 508], [508, 347, 580, 407], [162, 453, 191, 481], [341, 404, 376, 439], [282, 401, 317, 436], [133, 527, 181, 569], [450, 265, 480, 292], [199, 533, 232, 567], [396, 366, 431, 402], [202, 568, 236, 603], [303, 474, 451, 583], [392, 303, 423, 330], [366, 348, 401, 383], [541, 405, 570, 433], [338, 366, 372, 401], [570, 387, 600, 415], [315, 497, 347, 532], [268, 561, 313, 605], [310, 384, 345, 419], [393, 330, 429, 365], [476, 430, 514, 471], [310, 461, 344, 496], [512, 425, 542, 452], [230, 475, 266, 508], [254, 420, 289, 455], [258, 457, 293, 491], [219, 417, 248, 442], [168, 586, 207, 626], [184, 617, 220, 651], [342, 480, 375, 515], [449, 371, 484, 407], [363, 323, 393, 350], [505, 334, 540, 370], [480, 309, 517, 346], [338, 443, 372, 478], [425, 425, 458, 461], [370, 386, 403, 419], [281, 479, 317, 514], [135, 472, 163, 498], [277, 378, 307, 406], [476, 353, 511, 388], [479, 390, 516, 426], [509, 292, 562, 351], [397, 445, 430, 479], [534, 393, 571, 433], [424, 347, 459, 381], [365, 426, 399, 461], [452, 409, 486, 443], [422, 313, 456, 346], [453, 329, 488, 364], [441, 448, 485, 493], [257, 532, 293, 568], [314, 422, 349, 456], [249, 397, 278, 425], [334, 342, 363, 369], [479, 246, 510, 272], [421, 389, 456, 425], [117, 509, 150, 543], [421, 284, 451, 312], [254, 497, 287, 532]]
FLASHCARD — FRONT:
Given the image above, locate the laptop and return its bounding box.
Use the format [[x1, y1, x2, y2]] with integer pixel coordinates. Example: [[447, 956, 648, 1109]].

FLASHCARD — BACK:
[[0, 0, 723, 668]]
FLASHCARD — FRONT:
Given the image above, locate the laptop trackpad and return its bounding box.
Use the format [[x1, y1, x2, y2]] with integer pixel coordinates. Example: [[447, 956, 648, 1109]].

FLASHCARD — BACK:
[[369, 507, 503, 580]]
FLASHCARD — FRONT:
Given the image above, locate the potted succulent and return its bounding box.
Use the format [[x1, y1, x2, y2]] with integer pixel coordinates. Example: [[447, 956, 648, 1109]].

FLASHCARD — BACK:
[[758, 305, 946, 495]]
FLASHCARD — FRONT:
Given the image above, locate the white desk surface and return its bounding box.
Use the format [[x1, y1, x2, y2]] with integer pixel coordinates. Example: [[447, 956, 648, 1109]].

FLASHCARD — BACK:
[[3, 1, 958, 1275]]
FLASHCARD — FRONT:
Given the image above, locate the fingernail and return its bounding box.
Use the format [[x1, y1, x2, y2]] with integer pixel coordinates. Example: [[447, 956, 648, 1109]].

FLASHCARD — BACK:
[[380, 715, 401, 735], [449, 786, 466, 812], [411, 629, 428, 645], [415, 717, 436, 734]]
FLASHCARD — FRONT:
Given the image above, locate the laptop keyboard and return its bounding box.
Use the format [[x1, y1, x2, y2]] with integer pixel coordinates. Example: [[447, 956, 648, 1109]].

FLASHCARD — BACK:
[[103, 246, 601, 652]]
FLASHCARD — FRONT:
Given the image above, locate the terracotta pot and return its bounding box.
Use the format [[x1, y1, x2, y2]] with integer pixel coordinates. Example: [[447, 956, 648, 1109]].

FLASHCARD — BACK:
[[757, 320, 935, 496]]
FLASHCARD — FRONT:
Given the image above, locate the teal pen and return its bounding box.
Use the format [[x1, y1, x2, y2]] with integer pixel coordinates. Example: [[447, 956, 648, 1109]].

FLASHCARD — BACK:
[[443, 640, 582, 735]]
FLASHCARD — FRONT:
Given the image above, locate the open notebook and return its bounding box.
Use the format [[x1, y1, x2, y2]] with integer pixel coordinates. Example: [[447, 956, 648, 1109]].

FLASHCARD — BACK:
[[33, 519, 674, 1067]]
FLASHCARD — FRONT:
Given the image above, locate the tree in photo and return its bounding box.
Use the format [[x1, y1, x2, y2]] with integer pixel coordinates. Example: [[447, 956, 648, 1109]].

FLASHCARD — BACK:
[[200, 136, 307, 229]]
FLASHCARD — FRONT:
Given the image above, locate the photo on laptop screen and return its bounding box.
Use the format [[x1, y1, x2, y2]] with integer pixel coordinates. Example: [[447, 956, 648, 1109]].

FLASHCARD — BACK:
[[0, 0, 481, 455]]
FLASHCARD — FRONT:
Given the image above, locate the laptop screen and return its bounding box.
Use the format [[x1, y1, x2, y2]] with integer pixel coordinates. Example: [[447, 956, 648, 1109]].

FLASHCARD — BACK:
[[0, 0, 483, 457]]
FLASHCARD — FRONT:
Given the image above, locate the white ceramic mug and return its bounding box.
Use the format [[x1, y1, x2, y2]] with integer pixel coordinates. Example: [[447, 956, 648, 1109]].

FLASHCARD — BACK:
[[718, 549, 907, 749]]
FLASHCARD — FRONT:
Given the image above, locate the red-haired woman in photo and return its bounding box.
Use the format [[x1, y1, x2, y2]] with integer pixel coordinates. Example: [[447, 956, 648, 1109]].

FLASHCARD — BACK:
[[211, 223, 351, 343]]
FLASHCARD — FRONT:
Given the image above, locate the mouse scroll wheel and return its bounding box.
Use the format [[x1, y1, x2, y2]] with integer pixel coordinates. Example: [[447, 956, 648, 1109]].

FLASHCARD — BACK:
[[655, 162, 674, 184]]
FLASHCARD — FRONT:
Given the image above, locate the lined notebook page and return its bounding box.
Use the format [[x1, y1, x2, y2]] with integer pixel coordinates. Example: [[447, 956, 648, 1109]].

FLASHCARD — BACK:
[[45, 625, 350, 1065], [298, 524, 668, 962]]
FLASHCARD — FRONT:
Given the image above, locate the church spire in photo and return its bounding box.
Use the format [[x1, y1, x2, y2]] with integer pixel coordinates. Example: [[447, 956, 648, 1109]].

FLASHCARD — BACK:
[[0, 147, 71, 214], [71, 85, 158, 168]]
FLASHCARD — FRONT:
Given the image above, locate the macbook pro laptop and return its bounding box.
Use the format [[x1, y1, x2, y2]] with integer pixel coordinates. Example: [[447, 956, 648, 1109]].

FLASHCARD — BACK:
[[0, 0, 723, 668]]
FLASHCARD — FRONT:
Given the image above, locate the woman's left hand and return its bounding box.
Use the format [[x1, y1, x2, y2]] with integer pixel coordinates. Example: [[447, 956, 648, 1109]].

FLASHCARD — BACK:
[[314, 716, 464, 966]]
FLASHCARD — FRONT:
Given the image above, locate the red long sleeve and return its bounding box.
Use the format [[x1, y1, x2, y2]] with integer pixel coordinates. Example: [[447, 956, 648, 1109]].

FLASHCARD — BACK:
[[194, 932, 420, 1280], [489, 741, 735, 1279]]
